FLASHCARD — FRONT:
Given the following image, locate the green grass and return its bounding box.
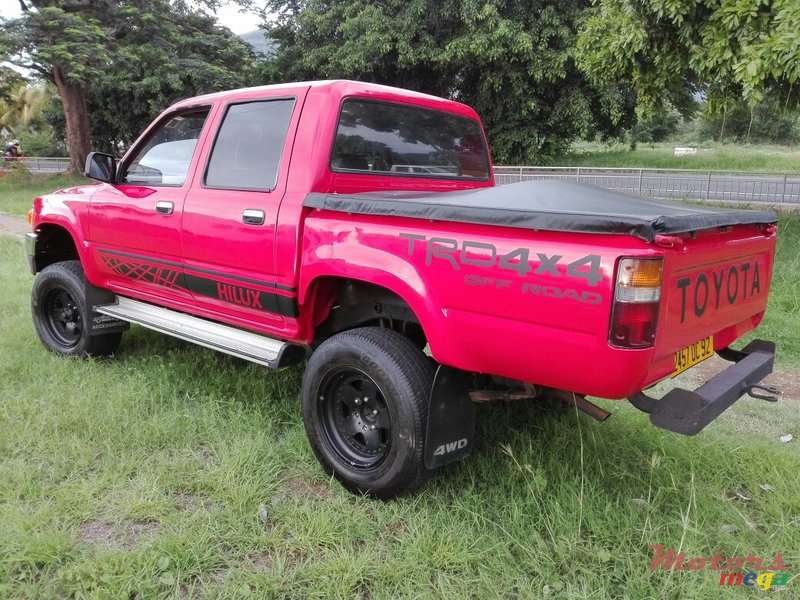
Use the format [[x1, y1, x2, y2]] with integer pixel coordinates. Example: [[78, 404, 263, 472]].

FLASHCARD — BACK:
[[0, 174, 88, 217], [1, 177, 799, 597], [1, 236, 800, 598], [739, 210, 800, 366], [552, 143, 800, 172]]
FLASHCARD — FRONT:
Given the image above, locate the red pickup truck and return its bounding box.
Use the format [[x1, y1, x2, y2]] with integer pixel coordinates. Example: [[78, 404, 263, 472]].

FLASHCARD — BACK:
[[26, 80, 779, 498]]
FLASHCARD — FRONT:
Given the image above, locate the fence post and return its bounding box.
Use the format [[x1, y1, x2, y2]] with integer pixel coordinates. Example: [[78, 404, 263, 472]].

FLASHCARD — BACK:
[[638, 169, 643, 195], [781, 173, 788, 203], [705, 170, 712, 200], [576, 167, 581, 182], [519, 166, 523, 183]]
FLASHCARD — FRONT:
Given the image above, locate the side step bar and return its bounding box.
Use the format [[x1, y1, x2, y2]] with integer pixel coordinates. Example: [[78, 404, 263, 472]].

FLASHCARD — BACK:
[[96, 297, 305, 368]]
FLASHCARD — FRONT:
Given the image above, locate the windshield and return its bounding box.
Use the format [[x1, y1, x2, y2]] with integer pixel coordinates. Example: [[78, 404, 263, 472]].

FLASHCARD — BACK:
[[331, 100, 490, 180]]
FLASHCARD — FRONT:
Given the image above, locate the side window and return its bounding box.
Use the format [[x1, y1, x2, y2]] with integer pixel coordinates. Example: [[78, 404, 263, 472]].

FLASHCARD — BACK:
[[205, 99, 296, 191], [121, 109, 209, 186]]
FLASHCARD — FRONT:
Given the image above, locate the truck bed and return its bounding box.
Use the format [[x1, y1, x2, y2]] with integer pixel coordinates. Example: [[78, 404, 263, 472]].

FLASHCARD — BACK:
[[305, 181, 777, 241]]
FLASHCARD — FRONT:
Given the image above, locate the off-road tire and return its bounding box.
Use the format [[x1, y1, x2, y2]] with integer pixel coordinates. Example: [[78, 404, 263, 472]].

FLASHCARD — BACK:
[[301, 327, 434, 499], [31, 260, 122, 357]]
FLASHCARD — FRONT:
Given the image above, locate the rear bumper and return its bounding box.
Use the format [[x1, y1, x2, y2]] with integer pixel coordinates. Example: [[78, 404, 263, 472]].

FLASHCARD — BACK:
[[629, 340, 777, 435]]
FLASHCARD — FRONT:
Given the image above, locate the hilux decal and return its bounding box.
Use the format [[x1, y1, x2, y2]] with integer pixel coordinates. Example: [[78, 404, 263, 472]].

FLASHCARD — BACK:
[[400, 233, 604, 304], [676, 260, 762, 323]]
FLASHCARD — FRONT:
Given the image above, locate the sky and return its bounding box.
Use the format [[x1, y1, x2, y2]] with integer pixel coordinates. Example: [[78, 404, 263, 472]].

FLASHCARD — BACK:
[[0, 1, 260, 34]]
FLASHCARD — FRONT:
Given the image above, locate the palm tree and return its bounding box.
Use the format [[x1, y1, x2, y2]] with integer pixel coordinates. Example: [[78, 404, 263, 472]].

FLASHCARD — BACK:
[[0, 83, 50, 134]]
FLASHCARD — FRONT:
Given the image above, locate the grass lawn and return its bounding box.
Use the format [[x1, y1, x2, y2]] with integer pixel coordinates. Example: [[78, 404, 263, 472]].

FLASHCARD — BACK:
[[1, 205, 800, 596], [739, 210, 800, 367], [0, 174, 88, 217], [550, 143, 800, 173]]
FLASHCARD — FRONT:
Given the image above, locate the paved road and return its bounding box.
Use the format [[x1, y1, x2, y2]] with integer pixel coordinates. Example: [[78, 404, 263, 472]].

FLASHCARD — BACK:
[[495, 170, 800, 205]]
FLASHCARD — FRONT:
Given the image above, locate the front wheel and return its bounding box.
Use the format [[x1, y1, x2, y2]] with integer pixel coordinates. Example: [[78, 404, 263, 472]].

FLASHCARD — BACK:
[[31, 260, 122, 357], [301, 327, 434, 499]]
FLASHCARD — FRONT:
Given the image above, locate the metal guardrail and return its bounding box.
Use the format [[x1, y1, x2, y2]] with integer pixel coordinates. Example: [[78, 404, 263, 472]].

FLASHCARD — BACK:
[[1, 157, 71, 174], [7, 159, 800, 205], [494, 166, 800, 205]]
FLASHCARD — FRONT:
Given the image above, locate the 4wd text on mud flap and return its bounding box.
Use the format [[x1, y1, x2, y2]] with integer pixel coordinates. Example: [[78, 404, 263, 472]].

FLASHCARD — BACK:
[[676, 260, 762, 323], [433, 438, 468, 457]]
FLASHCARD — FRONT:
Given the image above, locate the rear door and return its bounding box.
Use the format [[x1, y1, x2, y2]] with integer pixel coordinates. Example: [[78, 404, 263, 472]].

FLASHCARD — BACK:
[[180, 92, 303, 326], [89, 107, 212, 301]]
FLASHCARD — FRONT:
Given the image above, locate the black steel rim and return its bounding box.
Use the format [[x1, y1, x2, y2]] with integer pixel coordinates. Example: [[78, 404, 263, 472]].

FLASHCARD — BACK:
[[318, 367, 392, 470], [43, 288, 82, 348]]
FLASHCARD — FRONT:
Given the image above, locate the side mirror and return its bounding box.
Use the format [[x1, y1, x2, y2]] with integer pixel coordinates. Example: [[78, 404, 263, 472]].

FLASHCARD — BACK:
[[85, 152, 117, 183]]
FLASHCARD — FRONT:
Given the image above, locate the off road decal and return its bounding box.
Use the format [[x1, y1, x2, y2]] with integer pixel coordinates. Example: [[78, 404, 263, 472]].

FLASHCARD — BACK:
[[98, 249, 298, 317], [676, 260, 762, 323], [400, 233, 603, 304]]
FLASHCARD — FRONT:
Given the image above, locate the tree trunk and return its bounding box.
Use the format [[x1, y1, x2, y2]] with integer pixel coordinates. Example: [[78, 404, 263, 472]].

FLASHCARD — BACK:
[[53, 65, 91, 175]]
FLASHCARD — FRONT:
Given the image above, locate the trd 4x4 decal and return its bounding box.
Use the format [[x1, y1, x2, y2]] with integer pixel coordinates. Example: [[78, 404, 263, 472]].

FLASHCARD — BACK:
[[399, 233, 604, 304]]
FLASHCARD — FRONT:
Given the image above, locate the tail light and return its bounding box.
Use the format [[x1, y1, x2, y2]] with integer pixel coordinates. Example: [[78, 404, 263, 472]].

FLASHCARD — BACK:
[[609, 257, 663, 348]]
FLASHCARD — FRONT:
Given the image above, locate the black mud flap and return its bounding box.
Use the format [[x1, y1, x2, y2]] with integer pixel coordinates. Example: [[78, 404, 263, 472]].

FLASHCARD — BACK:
[[424, 365, 475, 469], [629, 339, 777, 435], [85, 283, 129, 336]]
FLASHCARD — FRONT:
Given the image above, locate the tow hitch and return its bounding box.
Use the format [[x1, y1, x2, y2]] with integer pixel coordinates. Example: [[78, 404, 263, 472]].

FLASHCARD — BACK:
[[629, 340, 778, 435]]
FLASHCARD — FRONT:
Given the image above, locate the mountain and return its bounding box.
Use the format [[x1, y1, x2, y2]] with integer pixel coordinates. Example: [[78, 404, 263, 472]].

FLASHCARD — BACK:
[[239, 30, 276, 57]]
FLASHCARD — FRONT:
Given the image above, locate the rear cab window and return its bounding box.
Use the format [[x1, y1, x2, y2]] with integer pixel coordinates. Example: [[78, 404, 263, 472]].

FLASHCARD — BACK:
[[205, 98, 296, 191], [330, 100, 490, 181]]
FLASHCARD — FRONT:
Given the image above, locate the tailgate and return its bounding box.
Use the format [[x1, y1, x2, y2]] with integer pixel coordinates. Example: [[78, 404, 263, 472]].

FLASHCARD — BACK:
[[656, 224, 775, 366]]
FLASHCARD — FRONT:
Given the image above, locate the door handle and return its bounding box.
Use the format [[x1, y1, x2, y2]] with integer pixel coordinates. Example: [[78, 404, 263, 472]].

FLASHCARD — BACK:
[[155, 201, 174, 215], [242, 209, 265, 225]]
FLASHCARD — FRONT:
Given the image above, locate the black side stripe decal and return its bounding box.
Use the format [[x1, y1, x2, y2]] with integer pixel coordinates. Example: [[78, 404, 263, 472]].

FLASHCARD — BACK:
[[98, 249, 299, 318], [97, 248, 296, 292]]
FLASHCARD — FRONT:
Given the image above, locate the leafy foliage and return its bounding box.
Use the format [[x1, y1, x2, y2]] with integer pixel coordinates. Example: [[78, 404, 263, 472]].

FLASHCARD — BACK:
[[577, 0, 800, 116], [698, 93, 800, 145], [0, 1, 257, 166], [80, 4, 258, 152], [255, 0, 636, 163]]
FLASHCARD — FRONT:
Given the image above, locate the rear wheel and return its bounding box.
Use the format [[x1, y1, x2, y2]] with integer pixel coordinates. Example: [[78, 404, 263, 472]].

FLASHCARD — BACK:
[[31, 260, 122, 357], [301, 327, 434, 499]]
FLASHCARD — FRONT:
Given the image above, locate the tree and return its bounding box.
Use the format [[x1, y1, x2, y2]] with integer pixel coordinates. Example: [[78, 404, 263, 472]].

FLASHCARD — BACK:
[[1, 1, 256, 172], [577, 0, 800, 122], [0, 83, 50, 135], [253, 0, 636, 163]]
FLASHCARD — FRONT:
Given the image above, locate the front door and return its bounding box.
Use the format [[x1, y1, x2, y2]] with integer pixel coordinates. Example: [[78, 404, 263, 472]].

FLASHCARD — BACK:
[[89, 107, 213, 303], [180, 95, 301, 326]]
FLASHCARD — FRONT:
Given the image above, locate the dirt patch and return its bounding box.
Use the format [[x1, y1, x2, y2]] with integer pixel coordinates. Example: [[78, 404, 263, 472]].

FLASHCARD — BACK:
[[692, 355, 800, 399], [173, 491, 214, 512], [194, 446, 219, 466], [0, 212, 27, 242], [283, 474, 332, 500], [385, 520, 409, 541], [180, 569, 230, 599], [268, 473, 333, 507], [76, 518, 159, 551], [249, 551, 274, 571]]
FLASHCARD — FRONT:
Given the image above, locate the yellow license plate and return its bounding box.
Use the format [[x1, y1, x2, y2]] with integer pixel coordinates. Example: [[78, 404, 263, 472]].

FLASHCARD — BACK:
[[673, 336, 714, 377]]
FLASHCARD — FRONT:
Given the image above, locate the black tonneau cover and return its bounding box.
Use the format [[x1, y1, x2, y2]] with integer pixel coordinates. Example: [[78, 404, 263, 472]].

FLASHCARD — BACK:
[[304, 181, 777, 242]]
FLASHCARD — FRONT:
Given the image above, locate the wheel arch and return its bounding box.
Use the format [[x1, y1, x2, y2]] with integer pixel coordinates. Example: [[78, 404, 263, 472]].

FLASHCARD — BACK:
[[301, 274, 433, 347], [31, 223, 81, 273]]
